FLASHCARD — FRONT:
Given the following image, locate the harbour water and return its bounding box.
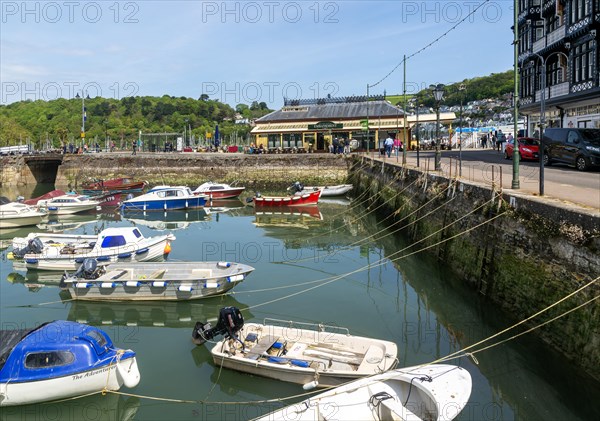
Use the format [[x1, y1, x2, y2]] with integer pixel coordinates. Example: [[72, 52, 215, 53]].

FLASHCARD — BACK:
[[1, 185, 599, 420]]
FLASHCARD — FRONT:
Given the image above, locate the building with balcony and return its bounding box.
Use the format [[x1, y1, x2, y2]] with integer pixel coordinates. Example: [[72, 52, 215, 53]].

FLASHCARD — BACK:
[[251, 96, 455, 152], [518, 0, 600, 134]]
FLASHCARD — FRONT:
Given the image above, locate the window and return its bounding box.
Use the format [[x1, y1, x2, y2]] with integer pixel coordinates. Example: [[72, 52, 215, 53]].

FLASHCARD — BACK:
[[547, 15, 560, 32], [25, 351, 75, 369], [101, 235, 126, 248], [132, 229, 142, 238], [570, 0, 588, 23], [86, 329, 108, 348], [567, 131, 580, 144], [548, 59, 564, 85], [267, 134, 280, 148], [573, 41, 594, 83]]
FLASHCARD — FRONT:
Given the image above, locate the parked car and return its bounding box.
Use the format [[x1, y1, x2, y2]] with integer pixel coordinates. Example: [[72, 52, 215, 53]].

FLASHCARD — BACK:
[[543, 128, 600, 171], [504, 137, 540, 161]]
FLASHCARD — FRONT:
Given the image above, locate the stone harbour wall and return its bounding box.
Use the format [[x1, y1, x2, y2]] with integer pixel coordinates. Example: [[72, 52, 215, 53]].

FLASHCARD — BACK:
[[349, 156, 600, 380]]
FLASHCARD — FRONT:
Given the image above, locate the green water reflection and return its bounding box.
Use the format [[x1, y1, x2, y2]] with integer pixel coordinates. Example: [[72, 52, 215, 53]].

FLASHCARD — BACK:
[[0, 186, 598, 420]]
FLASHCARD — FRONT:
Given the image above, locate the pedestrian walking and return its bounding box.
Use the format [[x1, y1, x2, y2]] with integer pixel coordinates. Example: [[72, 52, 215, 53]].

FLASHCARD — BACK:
[[132, 140, 137, 155], [384, 135, 394, 158]]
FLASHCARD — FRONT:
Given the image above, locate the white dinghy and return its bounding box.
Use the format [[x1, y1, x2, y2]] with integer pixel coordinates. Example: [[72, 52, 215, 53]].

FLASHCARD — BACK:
[[255, 363, 472, 421], [193, 308, 398, 388]]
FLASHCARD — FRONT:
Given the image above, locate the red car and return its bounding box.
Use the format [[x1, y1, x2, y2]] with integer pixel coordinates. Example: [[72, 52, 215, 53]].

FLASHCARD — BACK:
[[504, 137, 540, 161]]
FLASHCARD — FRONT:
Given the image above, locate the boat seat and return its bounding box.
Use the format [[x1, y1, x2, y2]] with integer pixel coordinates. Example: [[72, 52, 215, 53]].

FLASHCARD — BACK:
[[368, 383, 419, 421], [245, 335, 278, 360], [357, 345, 385, 372], [191, 269, 212, 277], [104, 270, 128, 280]]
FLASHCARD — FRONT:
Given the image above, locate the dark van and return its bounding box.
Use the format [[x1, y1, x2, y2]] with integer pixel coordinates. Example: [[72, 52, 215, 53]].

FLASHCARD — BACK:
[[543, 128, 600, 171]]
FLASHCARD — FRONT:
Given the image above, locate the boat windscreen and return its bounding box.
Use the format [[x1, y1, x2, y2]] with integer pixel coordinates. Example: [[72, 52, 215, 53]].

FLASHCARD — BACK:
[[0, 328, 37, 371]]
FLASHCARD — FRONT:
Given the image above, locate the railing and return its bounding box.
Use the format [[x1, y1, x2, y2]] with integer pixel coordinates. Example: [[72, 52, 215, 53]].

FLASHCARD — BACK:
[[533, 38, 545, 54], [547, 25, 566, 46], [550, 82, 569, 98]]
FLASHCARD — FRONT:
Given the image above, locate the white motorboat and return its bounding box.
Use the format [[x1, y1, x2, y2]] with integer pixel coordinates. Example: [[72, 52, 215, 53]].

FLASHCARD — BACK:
[[61, 259, 255, 301], [0, 197, 46, 228], [0, 320, 140, 406], [10, 226, 175, 271], [193, 308, 398, 388], [193, 181, 246, 199], [37, 193, 101, 215], [255, 364, 472, 421], [305, 184, 354, 197]]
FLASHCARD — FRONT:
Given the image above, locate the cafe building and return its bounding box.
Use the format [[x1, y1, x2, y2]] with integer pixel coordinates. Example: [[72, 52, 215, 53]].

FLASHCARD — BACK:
[[251, 95, 455, 151]]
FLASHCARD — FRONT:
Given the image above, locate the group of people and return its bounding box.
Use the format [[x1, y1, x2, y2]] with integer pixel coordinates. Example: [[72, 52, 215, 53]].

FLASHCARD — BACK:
[[329, 138, 350, 155], [61, 141, 114, 154], [383, 135, 404, 158], [480, 130, 513, 152]]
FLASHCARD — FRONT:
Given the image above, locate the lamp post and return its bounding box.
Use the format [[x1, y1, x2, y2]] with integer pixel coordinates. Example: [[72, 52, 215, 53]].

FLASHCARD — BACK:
[[416, 105, 421, 168], [103, 119, 108, 152], [532, 51, 568, 196], [75, 91, 89, 148], [429, 84, 445, 171], [458, 83, 466, 177]]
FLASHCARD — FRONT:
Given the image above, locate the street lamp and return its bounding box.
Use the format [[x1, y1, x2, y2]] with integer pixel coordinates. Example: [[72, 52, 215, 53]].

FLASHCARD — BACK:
[[75, 91, 89, 148], [429, 84, 445, 171], [415, 104, 423, 168], [532, 51, 569, 196], [458, 83, 466, 177]]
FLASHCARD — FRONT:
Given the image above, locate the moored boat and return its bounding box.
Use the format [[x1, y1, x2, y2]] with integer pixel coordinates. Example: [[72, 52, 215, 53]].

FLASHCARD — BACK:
[[255, 364, 472, 421], [306, 184, 353, 197], [22, 189, 67, 206], [61, 259, 255, 301], [121, 186, 208, 211], [0, 197, 46, 229], [82, 177, 147, 195], [193, 181, 246, 199], [11, 226, 175, 271], [193, 307, 398, 388], [253, 189, 321, 207], [0, 320, 140, 406], [37, 193, 101, 215]]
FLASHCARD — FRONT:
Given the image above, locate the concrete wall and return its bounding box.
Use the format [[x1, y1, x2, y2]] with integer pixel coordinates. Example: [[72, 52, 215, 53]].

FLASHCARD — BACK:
[[349, 156, 600, 380]]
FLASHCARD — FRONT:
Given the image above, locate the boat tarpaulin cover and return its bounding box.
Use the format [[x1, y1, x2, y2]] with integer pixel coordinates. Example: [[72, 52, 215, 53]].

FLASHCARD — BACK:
[[0, 326, 43, 371]]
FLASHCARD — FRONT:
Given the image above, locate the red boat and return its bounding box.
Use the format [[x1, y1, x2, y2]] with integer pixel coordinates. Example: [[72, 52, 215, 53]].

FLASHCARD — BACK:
[[81, 177, 147, 194], [255, 205, 322, 220], [22, 190, 66, 205], [92, 191, 122, 207], [253, 189, 321, 207]]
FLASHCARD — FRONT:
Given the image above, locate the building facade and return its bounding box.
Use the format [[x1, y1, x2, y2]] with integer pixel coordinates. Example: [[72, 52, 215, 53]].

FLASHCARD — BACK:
[[518, 0, 600, 133], [251, 96, 454, 152]]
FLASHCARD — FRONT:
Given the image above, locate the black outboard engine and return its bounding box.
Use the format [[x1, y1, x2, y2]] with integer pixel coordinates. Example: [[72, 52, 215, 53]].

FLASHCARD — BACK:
[[12, 237, 44, 258], [60, 258, 103, 287], [289, 181, 304, 194], [192, 306, 244, 346]]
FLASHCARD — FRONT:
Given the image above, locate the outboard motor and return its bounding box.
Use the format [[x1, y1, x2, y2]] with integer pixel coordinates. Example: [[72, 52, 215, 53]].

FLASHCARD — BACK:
[[60, 258, 103, 287], [289, 181, 304, 194], [192, 306, 244, 346], [12, 237, 44, 258]]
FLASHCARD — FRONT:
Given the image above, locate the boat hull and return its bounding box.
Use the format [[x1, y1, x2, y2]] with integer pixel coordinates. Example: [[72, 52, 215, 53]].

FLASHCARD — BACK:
[[65, 261, 254, 301], [305, 184, 353, 197], [0, 214, 44, 228], [254, 190, 321, 207], [121, 196, 207, 211], [23, 236, 174, 271], [0, 356, 140, 407], [210, 322, 397, 388], [46, 203, 99, 215], [202, 187, 246, 200], [255, 364, 472, 421]]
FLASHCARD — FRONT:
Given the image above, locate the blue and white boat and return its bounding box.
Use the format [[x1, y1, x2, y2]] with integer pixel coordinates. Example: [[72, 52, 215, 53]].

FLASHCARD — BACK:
[[12, 227, 176, 271], [121, 186, 208, 211], [0, 320, 140, 406]]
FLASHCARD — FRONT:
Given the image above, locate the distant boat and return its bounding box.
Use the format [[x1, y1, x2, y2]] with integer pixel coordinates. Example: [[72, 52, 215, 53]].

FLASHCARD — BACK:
[[0, 320, 140, 406], [256, 364, 472, 421], [253, 190, 321, 207], [61, 259, 255, 301], [0, 197, 46, 228], [10, 226, 175, 271], [22, 189, 66, 206], [82, 177, 147, 195], [121, 186, 208, 211], [37, 193, 101, 215], [193, 181, 246, 199], [26, 190, 121, 207], [306, 184, 353, 197]]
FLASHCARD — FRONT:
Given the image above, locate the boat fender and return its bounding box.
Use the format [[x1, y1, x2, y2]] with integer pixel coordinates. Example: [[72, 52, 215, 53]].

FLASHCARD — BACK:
[[227, 274, 244, 282], [126, 281, 141, 287], [100, 282, 116, 289], [116, 357, 141, 389], [118, 253, 132, 259], [302, 380, 319, 391], [217, 261, 231, 268], [75, 282, 92, 289], [204, 282, 220, 289], [178, 285, 193, 292], [152, 281, 167, 288], [136, 248, 149, 255], [164, 242, 172, 254]]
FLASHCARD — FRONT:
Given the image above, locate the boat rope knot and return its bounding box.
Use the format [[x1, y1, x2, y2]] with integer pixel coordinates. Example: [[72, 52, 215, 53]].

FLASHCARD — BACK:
[[368, 391, 393, 409], [466, 352, 479, 365]]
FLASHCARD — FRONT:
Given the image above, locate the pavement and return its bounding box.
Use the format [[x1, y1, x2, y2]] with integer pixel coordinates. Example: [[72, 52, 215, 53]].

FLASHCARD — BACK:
[[367, 148, 600, 213]]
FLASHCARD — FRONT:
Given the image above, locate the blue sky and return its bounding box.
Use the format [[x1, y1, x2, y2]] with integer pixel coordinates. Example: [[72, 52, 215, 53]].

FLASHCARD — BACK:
[[1, 1, 515, 108]]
